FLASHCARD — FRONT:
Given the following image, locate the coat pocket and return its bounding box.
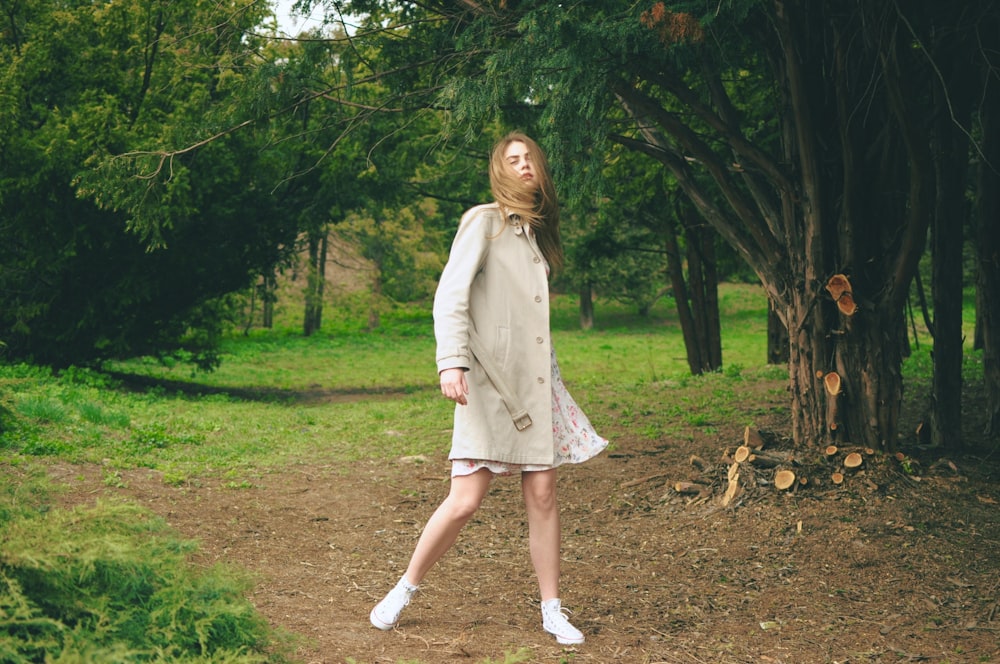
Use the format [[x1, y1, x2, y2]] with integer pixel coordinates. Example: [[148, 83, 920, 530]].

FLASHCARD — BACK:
[[492, 325, 510, 369]]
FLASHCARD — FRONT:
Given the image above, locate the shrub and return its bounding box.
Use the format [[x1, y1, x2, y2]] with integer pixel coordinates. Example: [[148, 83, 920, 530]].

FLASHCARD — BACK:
[[0, 499, 289, 663]]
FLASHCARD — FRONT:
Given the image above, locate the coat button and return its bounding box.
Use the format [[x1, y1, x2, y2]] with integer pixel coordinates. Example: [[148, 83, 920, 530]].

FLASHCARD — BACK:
[[533, 257, 541, 263], [534, 295, 542, 302], [536, 337, 543, 344], [537, 377, 545, 384]]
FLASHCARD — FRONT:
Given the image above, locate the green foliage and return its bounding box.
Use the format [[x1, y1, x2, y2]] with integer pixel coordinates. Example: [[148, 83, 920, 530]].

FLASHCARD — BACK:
[[0, 496, 288, 662], [1, 0, 299, 369]]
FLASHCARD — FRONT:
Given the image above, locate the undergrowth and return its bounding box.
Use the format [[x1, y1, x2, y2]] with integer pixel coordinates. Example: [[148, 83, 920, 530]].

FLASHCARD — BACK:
[[0, 471, 293, 663]]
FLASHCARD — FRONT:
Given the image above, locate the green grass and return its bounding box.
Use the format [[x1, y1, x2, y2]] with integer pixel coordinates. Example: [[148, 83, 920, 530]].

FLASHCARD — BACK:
[[4, 282, 983, 481]]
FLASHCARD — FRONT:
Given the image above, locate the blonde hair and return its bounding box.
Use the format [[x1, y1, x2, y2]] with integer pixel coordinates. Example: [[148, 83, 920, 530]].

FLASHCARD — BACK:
[[488, 132, 564, 272]]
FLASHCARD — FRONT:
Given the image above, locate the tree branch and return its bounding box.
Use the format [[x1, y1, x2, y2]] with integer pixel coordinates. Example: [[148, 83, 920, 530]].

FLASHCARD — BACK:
[[613, 81, 787, 270]]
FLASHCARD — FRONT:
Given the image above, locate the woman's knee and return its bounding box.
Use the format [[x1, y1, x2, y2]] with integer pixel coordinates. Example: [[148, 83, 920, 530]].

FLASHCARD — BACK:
[[522, 474, 557, 512], [443, 472, 490, 519], [443, 491, 484, 520]]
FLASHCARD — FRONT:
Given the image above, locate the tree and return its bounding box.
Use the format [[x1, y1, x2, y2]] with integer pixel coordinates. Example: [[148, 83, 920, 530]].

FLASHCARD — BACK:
[[976, 59, 1000, 438], [258, 17, 478, 333], [1, 0, 299, 368], [571, 147, 724, 374], [927, 9, 980, 449], [669, 198, 722, 374]]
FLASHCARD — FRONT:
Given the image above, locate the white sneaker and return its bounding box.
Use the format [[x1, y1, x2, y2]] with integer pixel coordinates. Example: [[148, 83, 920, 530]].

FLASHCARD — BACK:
[[370, 577, 417, 630], [541, 598, 584, 645]]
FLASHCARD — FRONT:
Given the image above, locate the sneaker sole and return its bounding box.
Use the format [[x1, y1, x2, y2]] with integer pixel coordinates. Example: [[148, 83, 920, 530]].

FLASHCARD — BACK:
[[369, 608, 396, 631], [546, 630, 584, 645]]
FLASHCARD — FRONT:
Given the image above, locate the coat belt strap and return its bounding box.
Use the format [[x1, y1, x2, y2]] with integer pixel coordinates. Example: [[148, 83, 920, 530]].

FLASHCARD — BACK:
[[467, 330, 534, 431]]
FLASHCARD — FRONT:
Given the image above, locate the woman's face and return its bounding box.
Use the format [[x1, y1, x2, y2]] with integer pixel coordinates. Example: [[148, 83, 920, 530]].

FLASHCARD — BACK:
[[503, 140, 537, 190]]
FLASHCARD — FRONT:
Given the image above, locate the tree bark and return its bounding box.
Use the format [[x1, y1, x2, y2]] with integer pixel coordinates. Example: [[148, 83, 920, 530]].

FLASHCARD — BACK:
[[663, 216, 706, 374], [681, 205, 722, 371], [978, 64, 1000, 437], [929, 29, 974, 449], [767, 303, 789, 365]]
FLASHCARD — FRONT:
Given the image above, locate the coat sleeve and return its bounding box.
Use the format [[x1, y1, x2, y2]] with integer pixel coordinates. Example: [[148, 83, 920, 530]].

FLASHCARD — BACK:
[[433, 206, 494, 373]]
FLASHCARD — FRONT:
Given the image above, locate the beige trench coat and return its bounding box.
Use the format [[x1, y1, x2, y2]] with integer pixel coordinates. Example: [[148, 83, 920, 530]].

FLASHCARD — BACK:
[[434, 203, 555, 465]]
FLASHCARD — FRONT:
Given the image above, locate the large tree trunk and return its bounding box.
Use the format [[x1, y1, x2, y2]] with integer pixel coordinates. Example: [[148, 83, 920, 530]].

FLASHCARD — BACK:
[[681, 206, 722, 371], [978, 68, 1000, 438], [929, 28, 975, 450], [767, 0, 929, 452], [663, 219, 705, 374]]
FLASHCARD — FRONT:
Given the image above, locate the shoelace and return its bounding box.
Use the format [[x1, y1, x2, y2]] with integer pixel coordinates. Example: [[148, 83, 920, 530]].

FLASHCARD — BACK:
[[544, 604, 574, 625]]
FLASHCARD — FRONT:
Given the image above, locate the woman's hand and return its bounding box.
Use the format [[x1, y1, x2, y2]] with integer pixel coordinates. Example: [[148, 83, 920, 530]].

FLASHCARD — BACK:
[[439, 368, 469, 405]]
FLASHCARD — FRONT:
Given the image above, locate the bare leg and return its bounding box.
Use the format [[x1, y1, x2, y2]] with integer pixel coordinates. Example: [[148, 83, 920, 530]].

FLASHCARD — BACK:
[[521, 468, 560, 601], [403, 467, 493, 585]]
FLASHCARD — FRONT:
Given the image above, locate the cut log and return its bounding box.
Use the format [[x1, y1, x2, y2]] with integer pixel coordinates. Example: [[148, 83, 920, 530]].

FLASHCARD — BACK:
[[824, 445, 839, 457], [774, 469, 796, 490], [837, 291, 858, 316], [747, 452, 788, 468], [844, 452, 864, 469], [823, 371, 842, 396], [831, 471, 844, 485], [620, 472, 670, 488], [688, 455, 710, 473], [744, 426, 765, 450], [674, 481, 710, 495], [825, 273, 852, 301], [720, 462, 741, 507], [734, 445, 751, 463]]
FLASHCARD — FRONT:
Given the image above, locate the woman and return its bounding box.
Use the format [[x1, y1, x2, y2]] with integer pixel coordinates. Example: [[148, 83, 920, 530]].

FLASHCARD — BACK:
[[369, 132, 607, 645]]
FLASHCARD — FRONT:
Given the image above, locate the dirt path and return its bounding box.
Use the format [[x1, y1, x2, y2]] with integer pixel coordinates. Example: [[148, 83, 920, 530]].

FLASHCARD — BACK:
[[48, 422, 1000, 664]]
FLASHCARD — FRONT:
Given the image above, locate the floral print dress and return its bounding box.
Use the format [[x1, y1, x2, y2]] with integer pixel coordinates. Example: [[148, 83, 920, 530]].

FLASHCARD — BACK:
[[452, 347, 608, 477]]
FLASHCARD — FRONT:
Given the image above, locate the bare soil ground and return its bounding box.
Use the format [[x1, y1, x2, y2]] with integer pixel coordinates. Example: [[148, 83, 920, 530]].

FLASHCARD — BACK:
[[47, 378, 1000, 664]]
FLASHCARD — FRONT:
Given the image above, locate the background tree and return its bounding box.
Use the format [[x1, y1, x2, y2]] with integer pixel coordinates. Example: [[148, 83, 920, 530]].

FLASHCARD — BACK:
[[261, 10, 488, 333], [1, 0, 299, 368], [575, 146, 725, 374], [976, 61, 1000, 437]]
